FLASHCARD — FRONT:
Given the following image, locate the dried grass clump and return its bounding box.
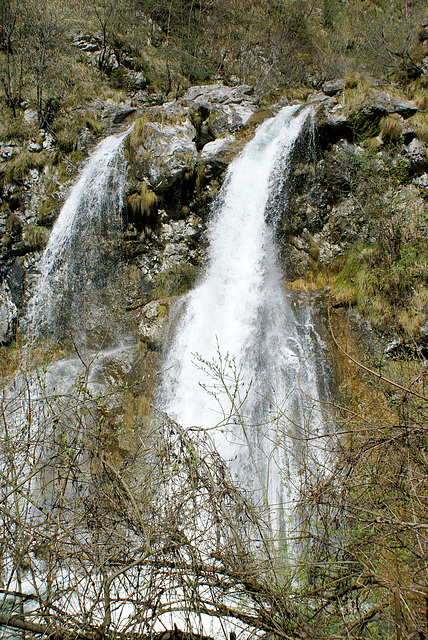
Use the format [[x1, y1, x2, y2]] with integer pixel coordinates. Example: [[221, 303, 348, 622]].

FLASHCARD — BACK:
[[84, 114, 102, 135], [23, 223, 49, 250], [129, 117, 149, 148], [380, 115, 403, 143], [127, 183, 158, 220], [344, 76, 371, 113], [415, 91, 428, 111], [407, 113, 428, 143], [3, 150, 48, 182]]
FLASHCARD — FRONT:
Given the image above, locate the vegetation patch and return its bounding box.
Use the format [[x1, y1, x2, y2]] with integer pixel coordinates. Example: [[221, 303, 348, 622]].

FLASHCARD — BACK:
[[330, 239, 428, 336], [380, 114, 403, 143], [127, 183, 158, 221], [151, 263, 199, 299], [1, 150, 48, 183], [406, 112, 428, 143], [23, 223, 50, 251]]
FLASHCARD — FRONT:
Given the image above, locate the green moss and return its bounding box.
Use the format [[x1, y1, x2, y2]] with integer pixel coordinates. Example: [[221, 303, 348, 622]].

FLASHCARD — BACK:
[[70, 150, 84, 165], [157, 304, 167, 318], [151, 264, 199, 300]]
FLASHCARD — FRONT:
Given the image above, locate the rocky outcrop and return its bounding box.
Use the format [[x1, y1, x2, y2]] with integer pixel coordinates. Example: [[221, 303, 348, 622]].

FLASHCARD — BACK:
[[126, 106, 198, 191], [0, 80, 427, 350], [138, 297, 177, 350]]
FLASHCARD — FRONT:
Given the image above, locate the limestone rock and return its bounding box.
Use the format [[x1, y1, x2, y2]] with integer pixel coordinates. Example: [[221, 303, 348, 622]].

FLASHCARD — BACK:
[[404, 138, 427, 164], [209, 103, 258, 136], [23, 109, 38, 124], [322, 79, 345, 96], [200, 135, 241, 166], [183, 83, 259, 137], [126, 70, 147, 90], [101, 103, 137, 125], [413, 173, 428, 193], [42, 132, 55, 150], [28, 141, 43, 153], [183, 84, 256, 105], [138, 298, 177, 350], [314, 99, 352, 145], [361, 91, 417, 118], [0, 142, 20, 160], [128, 109, 197, 191]]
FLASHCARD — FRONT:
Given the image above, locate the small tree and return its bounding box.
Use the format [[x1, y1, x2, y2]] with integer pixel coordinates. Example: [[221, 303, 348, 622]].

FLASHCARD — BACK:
[[0, 0, 25, 116]]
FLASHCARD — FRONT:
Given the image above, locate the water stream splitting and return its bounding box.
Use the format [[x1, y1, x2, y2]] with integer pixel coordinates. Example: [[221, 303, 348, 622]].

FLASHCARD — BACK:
[[25, 105, 332, 539], [160, 105, 331, 535]]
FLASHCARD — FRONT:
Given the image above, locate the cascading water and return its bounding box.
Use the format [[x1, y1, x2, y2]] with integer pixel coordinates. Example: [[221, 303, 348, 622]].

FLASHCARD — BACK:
[[160, 105, 331, 536], [27, 129, 130, 347]]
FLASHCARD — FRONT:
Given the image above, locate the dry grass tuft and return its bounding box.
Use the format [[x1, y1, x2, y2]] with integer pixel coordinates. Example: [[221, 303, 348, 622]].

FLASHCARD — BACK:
[[23, 224, 49, 250], [127, 183, 158, 220], [380, 115, 403, 142], [407, 112, 428, 142]]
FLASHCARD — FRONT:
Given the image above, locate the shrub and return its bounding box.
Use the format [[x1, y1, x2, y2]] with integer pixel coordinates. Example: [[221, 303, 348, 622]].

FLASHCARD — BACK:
[[151, 263, 199, 299]]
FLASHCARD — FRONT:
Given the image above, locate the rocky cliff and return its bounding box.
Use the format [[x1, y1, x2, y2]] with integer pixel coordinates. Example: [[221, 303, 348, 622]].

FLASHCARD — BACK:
[[0, 79, 427, 356]]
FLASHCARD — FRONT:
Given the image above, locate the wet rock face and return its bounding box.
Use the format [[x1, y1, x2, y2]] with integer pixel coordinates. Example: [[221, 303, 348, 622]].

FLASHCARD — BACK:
[[138, 297, 177, 351], [1, 81, 427, 349], [0, 284, 17, 344]]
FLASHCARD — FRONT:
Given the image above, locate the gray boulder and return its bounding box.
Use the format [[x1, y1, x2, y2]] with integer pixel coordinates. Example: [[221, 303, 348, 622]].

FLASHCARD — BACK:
[[183, 83, 260, 137], [322, 79, 345, 96], [404, 138, 427, 164], [361, 91, 417, 118], [200, 135, 244, 167], [138, 298, 177, 350], [127, 107, 197, 191], [125, 70, 147, 90], [183, 84, 256, 105]]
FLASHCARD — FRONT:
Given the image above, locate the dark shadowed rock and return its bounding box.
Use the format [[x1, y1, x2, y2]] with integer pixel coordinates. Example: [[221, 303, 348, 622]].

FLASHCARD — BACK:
[[322, 79, 345, 96]]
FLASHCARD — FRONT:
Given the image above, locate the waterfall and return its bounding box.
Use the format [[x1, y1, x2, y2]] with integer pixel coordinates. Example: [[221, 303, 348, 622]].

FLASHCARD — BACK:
[[28, 129, 130, 347], [160, 105, 330, 536]]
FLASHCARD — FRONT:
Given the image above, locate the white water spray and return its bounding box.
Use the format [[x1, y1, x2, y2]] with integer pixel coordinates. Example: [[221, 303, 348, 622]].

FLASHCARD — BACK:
[[28, 129, 130, 344], [160, 105, 329, 533]]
